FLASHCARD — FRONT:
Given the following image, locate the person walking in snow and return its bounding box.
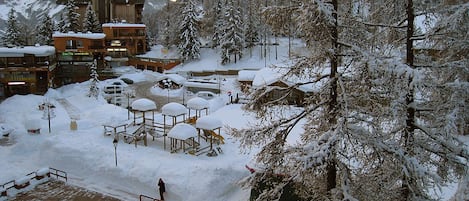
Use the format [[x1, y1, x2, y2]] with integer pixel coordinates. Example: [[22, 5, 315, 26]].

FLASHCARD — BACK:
[[158, 178, 166, 200]]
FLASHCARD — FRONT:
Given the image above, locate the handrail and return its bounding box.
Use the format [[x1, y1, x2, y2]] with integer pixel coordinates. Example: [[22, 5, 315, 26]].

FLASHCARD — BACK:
[[139, 194, 160, 201], [1, 167, 67, 198], [49, 167, 68, 182]]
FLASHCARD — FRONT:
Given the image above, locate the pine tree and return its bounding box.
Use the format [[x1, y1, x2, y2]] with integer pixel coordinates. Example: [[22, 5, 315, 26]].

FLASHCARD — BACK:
[[56, 13, 67, 33], [82, 3, 101, 33], [3, 8, 24, 46], [36, 15, 54, 45], [65, 0, 81, 32], [211, 0, 224, 48], [244, 1, 260, 57], [178, 0, 202, 61], [220, 0, 244, 64], [88, 59, 99, 99]]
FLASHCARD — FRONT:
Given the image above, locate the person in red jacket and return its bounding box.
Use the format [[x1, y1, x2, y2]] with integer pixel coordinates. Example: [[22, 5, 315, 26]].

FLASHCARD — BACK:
[[158, 178, 166, 200]]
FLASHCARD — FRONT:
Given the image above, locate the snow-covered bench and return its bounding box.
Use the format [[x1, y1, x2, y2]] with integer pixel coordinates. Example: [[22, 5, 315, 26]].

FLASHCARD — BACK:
[[14, 176, 30, 189]]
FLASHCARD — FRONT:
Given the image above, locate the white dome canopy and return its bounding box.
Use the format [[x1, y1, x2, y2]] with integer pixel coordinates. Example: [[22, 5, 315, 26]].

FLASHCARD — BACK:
[[187, 97, 210, 110], [196, 116, 223, 130], [131, 98, 157, 111], [162, 102, 187, 116], [168, 123, 197, 140]]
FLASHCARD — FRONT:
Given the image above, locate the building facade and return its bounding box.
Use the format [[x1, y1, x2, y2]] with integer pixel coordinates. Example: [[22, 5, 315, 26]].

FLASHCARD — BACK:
[[57, 0, 145, 24], [52, 32, 114, 85], [0, 46, 56, 98], [102, 23, 147, 67]]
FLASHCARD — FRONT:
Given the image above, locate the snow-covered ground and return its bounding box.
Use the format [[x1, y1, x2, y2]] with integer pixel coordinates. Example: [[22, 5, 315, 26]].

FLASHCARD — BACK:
[[0, 75, 259, 201], [1, 37, 465, 201], [0, 39, 297, 201]]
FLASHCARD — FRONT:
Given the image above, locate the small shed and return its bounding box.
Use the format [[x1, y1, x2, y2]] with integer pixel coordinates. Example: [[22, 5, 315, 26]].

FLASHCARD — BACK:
[[186, 97, 210, 124], [237, 70, 257, 92], [196, 116, 224, 151], [168, 123, 198, 153]]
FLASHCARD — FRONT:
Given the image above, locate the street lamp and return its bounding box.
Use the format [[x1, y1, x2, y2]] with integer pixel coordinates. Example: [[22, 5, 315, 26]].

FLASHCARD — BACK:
[[123, 89, 135, 120], [163, 79, 172, 103], [113, 137, 118, 166], [41, 98, 56, 133]]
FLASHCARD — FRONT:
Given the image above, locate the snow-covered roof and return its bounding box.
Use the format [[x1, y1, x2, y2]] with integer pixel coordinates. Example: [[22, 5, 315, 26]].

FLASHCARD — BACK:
[[161, 102, 187, 116], [102, 23, 146, 28], [184, 81, 219, 90], [136, 45, 179, 60], [131, 98, 157, 111], [186, 97, 210, 110], [252, 67, 285, 88], [238, 70, 257, 82], [0, 46, 55, 57], [168, 123, 197, 140], [157, 74, 186, 85], [52, 32, 106, 39], [195, 116, 222, 130]]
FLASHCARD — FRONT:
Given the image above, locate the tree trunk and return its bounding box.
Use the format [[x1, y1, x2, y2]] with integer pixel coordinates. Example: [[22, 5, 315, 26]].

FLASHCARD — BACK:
[[403, 0, 415, 199], [327, 0, 339, 192]]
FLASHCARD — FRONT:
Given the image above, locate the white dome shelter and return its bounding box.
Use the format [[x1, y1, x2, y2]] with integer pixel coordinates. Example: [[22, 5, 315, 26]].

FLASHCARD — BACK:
[[196, 116, 224, 151], [186, 97, 210, 124], [168, 123, 199, 153], [131, 98, 157, 111], [127, 98, 159, 147], [161, 102, 188, 150]]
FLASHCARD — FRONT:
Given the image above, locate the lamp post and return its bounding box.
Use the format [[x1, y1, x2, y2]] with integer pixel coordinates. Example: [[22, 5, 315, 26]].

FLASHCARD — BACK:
[[113, 137, 118, 166], [163, 79, 172, 103], [41, 98, 56, 133], [123, 89, 135, 120]]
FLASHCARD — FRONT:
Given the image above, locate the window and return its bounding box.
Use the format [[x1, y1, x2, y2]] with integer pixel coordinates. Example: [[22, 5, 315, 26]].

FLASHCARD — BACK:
[[77, 40, 84, 48]]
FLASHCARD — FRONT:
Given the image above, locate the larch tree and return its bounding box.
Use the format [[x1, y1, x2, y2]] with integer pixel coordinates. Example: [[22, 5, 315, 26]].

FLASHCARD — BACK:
[[88, 59, 99, 99], [178, 0, 202, 61], [65, 0, 81, 32], [3, 8, 24, 46], [36, 15, 54, 45], [230, 0, 469, 200], [82, 3, 101, 33]]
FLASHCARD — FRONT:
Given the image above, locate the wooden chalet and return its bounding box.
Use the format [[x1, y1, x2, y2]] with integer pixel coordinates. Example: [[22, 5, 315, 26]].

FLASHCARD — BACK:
[[52, 32, 111, 85], [102, 23, 147, 67], [56, 0, 145, 24], [0, 46, 56, 98]]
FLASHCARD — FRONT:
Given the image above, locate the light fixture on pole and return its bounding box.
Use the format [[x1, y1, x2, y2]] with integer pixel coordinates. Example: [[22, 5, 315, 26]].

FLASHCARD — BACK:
[[123, 89, 135, 120], [113, 137, 118, 166], [41, 98, 56, 133]]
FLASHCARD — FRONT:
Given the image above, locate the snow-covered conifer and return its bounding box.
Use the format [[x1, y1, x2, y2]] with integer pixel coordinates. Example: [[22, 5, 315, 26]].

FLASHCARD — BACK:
[[65, 0, 81, 32], [56, 13, 67, 33], [219, 0, 244, 64], [2, 8, 24, 46], [211, 0, 224, 48], [178, 0, 201, 61], [88, 59, 99, 99], [36, 15, 54, 45], [82, 3, 101, 33]]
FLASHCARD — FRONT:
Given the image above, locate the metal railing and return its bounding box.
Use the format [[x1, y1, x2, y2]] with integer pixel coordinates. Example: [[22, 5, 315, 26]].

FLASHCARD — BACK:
[[139, 194, 160, 201], [1, 167, 68, 197]]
